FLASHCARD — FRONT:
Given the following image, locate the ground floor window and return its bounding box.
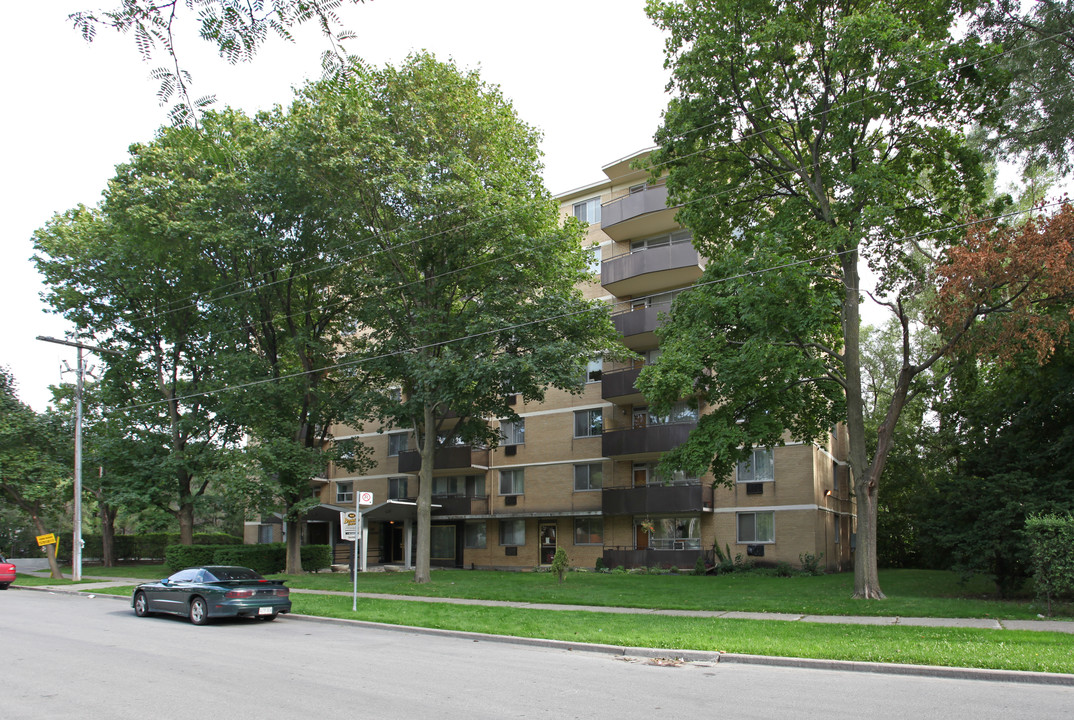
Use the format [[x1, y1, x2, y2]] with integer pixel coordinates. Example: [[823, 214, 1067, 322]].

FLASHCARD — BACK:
[[499, 519, 525, 546], [574, 518, 603, 545], [464, 521, 487, 549], [642, 516, 701, 550], [431, 525, 455, 559], [738, 511, 775, 543], [257, 524, 274, 544]]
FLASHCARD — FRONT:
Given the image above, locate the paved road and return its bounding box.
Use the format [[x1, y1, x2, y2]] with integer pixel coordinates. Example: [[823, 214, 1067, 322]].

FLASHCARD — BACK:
[[4, 590, 1073, 720]]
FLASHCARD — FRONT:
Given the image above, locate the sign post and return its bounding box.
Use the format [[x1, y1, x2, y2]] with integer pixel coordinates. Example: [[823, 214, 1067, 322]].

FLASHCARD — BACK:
[[346, 492, 374, 612]]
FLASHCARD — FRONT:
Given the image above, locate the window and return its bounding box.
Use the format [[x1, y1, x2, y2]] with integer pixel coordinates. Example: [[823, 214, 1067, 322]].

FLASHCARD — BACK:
[[389, 477, 408, 500], [388, 432, 409, 457], [336, 481, 353, 504], [573, 197, 601, 225], [833, 460, 839, 492], [574, 408, 603, 437], [582, 357, 603, 384], [574, 518, 603, 545], [738, 511, 775, 543], [644, 517, 701, 549], [257, 525, 274, 544], [737, 448, 775, 483], [431, 525, 455, 559], [499, 519, 526, 546], [499, 468, 524, 495], [500, 419, 525, 445], [464, 521, 487, 549], [586, 245, 602, 275], [433, 474, 486, 497], [574, 463, 603, 491], [834, 515, 841, 545], [634, 402, 697, 428], [630, 229, 692, 253]]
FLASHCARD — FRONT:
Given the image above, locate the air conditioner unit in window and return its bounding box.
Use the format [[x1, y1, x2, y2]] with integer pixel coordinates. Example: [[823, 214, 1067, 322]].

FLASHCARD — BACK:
[[504, 445, 517, 456], [746, 483, 763, 495], [746, 544, 765, 557], [507, 394, 518, 405], [504, 495, 518, 506], [505, 546, 518, 556]]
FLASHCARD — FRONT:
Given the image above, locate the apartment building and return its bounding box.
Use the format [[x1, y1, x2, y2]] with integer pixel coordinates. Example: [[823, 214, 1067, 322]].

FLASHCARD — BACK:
[[246, 149, 855, 573]]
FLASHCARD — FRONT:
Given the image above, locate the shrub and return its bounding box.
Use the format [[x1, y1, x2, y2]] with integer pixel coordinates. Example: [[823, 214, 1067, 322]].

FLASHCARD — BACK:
[[693, 556, 706, 576], [1026, 513, 1074, 616], [799, 552, 825, 576], [775, 560, 793, 577], [595, 556, 606, 572], [550, 547, 570, 583]]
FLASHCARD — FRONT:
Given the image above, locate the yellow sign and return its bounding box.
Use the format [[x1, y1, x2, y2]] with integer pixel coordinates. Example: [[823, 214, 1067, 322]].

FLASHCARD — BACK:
[[37, 533, 57, 547]]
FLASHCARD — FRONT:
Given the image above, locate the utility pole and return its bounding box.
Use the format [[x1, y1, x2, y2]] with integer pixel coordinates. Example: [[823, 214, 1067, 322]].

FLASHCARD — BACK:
[[36, 334, 120, 581]]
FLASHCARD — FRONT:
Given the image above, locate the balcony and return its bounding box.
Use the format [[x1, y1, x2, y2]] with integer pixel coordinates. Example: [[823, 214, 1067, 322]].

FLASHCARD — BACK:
[[601, 366, 645, 405], [602, 484, 713, 516], [602, 421, 697, 460], [600, 184, 678, 241], [601, 243, 704, 298], [603, 547, 713, 571], [430, 495, 490, 517], [611, 303, 672, 350], [397, 445, 489, 474]]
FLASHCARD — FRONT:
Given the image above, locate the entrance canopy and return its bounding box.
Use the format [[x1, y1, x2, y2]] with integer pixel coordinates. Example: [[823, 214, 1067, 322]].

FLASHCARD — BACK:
[[361, 499, 441, 523]]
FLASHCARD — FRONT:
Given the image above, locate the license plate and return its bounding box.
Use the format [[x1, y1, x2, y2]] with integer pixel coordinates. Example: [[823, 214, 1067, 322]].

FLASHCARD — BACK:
[[258, 606, 272, 615]]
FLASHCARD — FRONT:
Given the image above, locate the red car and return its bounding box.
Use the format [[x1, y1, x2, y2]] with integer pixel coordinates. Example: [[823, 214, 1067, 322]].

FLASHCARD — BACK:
[[0, 553, 15, 589]]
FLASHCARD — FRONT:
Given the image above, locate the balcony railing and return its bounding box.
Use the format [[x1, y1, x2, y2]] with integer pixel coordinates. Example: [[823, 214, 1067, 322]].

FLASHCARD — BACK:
[[602, 483, 713, 515], [601, 365, 644, 404], [600, 184, 677, 241], [397, 445, 489, 474], [430, 495, 490, 517], [602, 421, 697, 458], [611, 304, 672, 350], [602, 547, 714, 571], [601, 243, 703, 297]]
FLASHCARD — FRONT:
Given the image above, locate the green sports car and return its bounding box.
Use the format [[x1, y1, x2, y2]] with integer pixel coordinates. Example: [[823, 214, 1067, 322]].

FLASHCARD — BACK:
[[131, 566, 291, 625]]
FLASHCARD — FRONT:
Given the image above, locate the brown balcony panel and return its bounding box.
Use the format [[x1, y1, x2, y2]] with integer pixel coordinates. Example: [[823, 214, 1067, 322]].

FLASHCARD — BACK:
[[398, 446, 489, 474], [601, 422, 697, 459], [601, 243, 703, 297], [431, 495, 489, 516], [600, 185, 678, 241], [601, 366, 644, 404], [611, 305, 670, 351], [602, 484, 713, 515], [603, 547, 710, 571]]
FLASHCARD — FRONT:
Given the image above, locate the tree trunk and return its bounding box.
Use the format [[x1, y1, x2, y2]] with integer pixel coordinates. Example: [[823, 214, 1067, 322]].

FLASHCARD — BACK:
[[413, 402, 435, 584], [32, 514, 63, 579], [285, 516, 303, 574], [841, 249, 886, 599], [98, 501, 117, 567], [177, 499, 195, 545]]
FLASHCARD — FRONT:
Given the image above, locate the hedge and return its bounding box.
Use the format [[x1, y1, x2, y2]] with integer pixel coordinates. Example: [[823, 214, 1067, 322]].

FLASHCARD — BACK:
[[59, 532, 242, 562], [165, 543, 332, 574], [1026, 513, 1074, 615]]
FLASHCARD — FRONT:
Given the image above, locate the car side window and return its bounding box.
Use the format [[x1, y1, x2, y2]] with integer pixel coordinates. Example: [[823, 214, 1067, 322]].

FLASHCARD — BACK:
[[168, 569, 199, 583]]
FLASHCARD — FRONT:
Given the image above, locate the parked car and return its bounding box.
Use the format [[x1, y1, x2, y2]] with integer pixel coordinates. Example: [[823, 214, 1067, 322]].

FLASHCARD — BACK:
[[0, 554, 15, 589], [131, 566, 291, 625]]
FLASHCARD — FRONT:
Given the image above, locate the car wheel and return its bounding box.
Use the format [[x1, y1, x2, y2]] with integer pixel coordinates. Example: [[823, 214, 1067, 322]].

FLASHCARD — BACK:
[[133, 591, 150, 617], [189, 596, 209, 625], [257, 612, 278, 621], [0, 583, 9, 590]]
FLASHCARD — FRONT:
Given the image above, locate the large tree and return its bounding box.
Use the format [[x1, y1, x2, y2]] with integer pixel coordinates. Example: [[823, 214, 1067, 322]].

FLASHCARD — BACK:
[[640, 0, 1001, 598], [69, 0, 369, 125], [285, 54, 622, 583], [0, 368, 70, 578], [970, 1, 1074, 173]]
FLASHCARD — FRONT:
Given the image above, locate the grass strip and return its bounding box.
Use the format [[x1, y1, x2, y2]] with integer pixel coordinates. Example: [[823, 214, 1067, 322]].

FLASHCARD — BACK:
[[290, 594, 1074, 674]]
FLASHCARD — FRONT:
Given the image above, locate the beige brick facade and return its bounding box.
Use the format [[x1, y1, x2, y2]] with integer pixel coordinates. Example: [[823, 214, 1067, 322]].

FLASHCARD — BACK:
[[253, 149, 854, 574]]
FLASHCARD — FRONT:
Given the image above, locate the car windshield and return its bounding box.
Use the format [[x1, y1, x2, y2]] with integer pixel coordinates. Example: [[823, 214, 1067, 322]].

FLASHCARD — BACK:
[[203, 567, 264, 582]]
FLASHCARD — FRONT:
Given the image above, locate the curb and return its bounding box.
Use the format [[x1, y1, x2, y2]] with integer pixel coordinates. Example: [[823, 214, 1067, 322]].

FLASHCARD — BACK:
[[15, 584, 1074, 687]]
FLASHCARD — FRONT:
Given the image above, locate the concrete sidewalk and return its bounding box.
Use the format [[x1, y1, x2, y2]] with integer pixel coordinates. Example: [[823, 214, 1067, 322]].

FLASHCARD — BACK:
[[14, 571, 1074, 634]]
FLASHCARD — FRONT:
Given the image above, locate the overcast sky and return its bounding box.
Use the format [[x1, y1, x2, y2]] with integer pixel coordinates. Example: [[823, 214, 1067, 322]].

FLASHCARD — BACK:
[[0, 1, 671, 411]]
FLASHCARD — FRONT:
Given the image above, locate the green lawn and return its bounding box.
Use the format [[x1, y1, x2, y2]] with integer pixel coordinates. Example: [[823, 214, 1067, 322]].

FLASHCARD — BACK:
[[77, 568, 1074, 674], [260, 568, 1066, 620]]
